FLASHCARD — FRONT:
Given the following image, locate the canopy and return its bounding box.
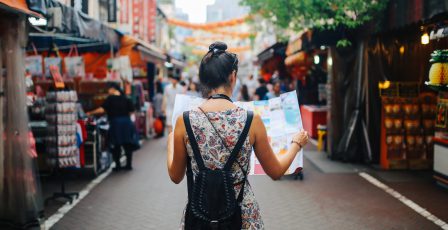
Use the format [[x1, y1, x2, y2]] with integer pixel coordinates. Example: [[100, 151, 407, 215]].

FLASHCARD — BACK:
[[119, 35, 166, 67], [28, 32, 114, 53], [0, 0, 41, 17], [32, 0, 121, 49], [257, 42, 287, 64]]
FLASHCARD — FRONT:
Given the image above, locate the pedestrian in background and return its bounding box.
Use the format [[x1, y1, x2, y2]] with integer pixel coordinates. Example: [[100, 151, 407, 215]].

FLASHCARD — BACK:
[[245, 75, 258, 99], [266, 82, 282, 99], [239, 84, 250, 101], [153, 81, 165, 137], [167, 42, 309, 229], [186, 81, 201, 97], [87, 83, 139, 171], [163, 75, 184, 133], [254, 78, 269, 100]]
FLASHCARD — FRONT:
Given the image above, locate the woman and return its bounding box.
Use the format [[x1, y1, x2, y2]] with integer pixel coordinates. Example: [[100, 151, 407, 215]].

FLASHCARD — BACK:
[[167, 42, 308, 229], [87, 83, 139, 171]]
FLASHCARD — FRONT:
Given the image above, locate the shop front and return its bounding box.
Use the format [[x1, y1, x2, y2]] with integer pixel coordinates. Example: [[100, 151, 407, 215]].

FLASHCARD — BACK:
[[285, 31, 329, 140], [316, 0, 448, 188], [0, 1, 44, 229]]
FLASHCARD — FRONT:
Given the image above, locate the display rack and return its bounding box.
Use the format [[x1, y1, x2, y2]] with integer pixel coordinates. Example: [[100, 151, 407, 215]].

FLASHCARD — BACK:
[[379, 82, 436, 170], [45, 89, 79, 204]]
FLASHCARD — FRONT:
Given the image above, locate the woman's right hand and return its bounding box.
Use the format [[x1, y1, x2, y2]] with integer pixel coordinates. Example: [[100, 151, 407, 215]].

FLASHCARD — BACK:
[[291, 129, 309, 150]]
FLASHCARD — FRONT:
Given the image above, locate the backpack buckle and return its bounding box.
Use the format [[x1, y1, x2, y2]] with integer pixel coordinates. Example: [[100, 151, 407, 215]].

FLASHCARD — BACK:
[[210, 220, 219, 229]]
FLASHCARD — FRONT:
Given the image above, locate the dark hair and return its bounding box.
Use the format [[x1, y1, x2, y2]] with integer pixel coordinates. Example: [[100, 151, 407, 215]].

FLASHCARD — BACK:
[[188, 81, 199, 92], [107, 82, 125, 96], [199, 41, 238, 95]]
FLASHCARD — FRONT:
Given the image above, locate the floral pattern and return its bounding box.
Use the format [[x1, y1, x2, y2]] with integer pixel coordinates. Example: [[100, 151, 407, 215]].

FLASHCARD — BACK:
[[181, 107, 264, 230]]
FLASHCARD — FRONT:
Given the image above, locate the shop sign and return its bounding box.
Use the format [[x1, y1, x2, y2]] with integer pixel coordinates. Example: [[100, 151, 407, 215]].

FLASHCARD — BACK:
[[108, 0, 117, 22]]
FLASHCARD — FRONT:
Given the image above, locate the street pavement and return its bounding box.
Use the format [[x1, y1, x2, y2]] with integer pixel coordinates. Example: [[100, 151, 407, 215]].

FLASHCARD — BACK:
[[50, 137, 447, 230]]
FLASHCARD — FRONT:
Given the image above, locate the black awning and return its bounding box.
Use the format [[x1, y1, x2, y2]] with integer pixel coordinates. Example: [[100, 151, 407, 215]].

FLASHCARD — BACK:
[[30, 0, 121, 49], [27, 32, 114, 53], [256, 42, 287, 63]]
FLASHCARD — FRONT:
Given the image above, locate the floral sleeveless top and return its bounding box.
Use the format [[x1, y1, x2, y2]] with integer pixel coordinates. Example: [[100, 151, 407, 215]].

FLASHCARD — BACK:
[[181, 107, 264, 230]]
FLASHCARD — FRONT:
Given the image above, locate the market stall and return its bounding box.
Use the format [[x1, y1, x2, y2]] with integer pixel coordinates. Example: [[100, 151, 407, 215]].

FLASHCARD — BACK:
[[285, 31, 329, 139]]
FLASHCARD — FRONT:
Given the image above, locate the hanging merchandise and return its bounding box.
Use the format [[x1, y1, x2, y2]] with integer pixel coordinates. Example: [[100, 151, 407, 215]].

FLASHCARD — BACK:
[[64, 45, 85, 78], [45, 90, 80, 168], [25, 43, 43, 77], [428, 50, 448, 85], [44, 57, 62, 78], [107, 56, 132, 82]]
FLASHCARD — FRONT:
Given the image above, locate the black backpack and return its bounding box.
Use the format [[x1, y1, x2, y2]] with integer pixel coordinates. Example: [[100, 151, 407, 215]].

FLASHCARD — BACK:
[[183, 110, 254, 230]]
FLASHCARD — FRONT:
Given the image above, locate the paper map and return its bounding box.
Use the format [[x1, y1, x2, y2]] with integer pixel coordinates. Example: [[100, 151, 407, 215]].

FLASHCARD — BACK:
[[172, 91, 303, 175]]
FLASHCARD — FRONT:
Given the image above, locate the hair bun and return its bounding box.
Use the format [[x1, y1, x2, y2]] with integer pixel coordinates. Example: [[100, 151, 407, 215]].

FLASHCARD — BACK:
[[209, 41, 227, 52]]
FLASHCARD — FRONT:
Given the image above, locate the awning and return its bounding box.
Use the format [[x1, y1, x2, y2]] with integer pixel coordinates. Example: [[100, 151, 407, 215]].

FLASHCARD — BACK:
[[118, 35, 166, 69], [0, 0, 41, 17], [256, 42, 287, 63], [137, 45, 166, 61], [285, 51, 311, 67], [386, 0, 448, 30], [28, 32, 114, 53], [32, 0, 121, 49]]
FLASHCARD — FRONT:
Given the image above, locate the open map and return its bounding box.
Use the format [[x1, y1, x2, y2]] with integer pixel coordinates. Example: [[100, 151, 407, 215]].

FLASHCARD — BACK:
[[172, 91, 303, 175]]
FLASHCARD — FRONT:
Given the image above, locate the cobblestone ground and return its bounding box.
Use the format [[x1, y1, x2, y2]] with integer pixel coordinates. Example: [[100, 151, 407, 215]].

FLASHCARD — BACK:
[[50, 137, 446, 230]]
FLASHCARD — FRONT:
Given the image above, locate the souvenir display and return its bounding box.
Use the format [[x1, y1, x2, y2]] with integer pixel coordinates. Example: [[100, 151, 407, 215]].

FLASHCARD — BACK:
[[380, 82, 437, 170], [46, 90, 80, 168], [428, 50, 448, 85]]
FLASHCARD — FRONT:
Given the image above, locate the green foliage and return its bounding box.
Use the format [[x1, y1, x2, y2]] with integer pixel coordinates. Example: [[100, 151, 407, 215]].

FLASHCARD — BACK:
[[241, 0, 388, 46]]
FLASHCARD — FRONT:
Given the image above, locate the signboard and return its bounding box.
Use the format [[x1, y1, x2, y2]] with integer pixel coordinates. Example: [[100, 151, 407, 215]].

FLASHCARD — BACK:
[[108, 0, 117, 22]]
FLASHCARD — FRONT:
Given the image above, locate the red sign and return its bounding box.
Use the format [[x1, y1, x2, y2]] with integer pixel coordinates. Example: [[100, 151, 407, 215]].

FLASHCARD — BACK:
[[120, 0, 129, 24]]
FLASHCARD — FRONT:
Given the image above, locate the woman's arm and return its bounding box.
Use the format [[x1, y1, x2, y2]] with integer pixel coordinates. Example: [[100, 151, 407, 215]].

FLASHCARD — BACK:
[[167, 116, 188, 184], [250, 115, 308, 180], [86, 107, 105, 116]]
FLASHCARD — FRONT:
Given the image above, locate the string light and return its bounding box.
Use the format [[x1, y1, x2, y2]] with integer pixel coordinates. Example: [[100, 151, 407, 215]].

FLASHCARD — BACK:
[[421, 32, 429, 45]]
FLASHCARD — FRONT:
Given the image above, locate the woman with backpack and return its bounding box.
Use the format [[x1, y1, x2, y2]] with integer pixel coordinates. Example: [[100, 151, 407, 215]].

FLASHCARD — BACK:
[[167, 42, 309, 230]]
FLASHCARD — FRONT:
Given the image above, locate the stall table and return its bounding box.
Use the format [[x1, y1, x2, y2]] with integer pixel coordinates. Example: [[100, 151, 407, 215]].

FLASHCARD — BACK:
[[300, 105, 328, 139]]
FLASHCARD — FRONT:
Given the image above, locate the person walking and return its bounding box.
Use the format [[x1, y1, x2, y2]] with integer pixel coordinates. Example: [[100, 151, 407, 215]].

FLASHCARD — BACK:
[[254, 78, 269, 100], [87, 83, 139, 171], [167, 42, 309, 229], [239, 84, 250, 101], [153, 80, 165, 137], [163, 75, 184, 133]]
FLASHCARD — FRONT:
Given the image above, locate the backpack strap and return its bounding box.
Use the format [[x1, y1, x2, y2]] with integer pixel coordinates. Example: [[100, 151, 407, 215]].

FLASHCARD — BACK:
[[183, 111, 206, 171], [186, 156, 193, 202], [223, 111, 254, 171]]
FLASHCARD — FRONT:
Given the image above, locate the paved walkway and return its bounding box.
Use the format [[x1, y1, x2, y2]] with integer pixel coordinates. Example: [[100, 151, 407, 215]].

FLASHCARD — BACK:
[[50, 137, 446, 230]]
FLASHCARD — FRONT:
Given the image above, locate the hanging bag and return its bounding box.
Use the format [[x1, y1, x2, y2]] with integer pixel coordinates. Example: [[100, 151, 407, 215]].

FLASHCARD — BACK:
[[44, 44, 62, 78], [64, 45, 85, 78], [183, 109, 253, 230], [25, 43, 43, 77]]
